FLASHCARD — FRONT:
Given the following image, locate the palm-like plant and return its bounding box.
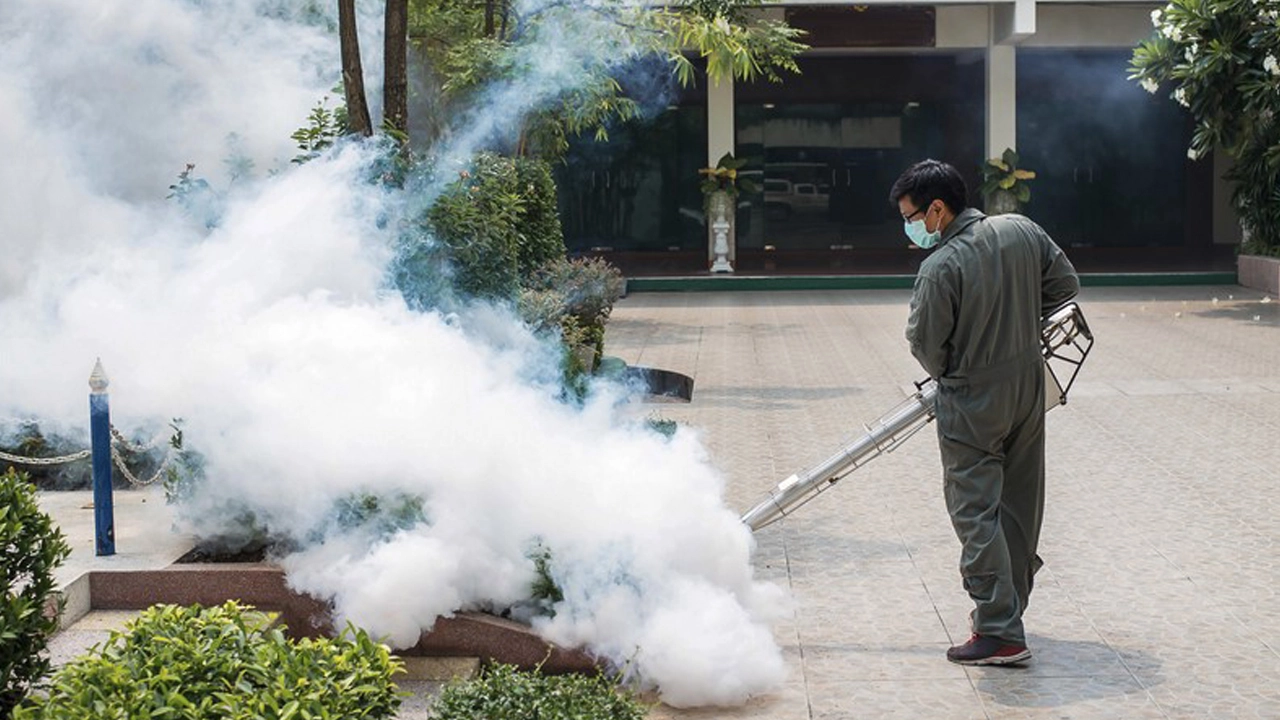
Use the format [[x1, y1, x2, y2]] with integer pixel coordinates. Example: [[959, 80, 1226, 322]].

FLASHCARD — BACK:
[[699, 152, 759, 197], [979, 148, 1036, 211]]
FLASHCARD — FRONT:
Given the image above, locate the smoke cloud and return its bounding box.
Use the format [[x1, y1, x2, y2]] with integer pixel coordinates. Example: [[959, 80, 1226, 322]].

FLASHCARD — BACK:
[[0, 0, 787, 707]]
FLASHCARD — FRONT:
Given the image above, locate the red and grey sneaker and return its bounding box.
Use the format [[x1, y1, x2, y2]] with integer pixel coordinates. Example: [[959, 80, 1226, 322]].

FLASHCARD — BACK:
[[946, 634, 1031, 666]]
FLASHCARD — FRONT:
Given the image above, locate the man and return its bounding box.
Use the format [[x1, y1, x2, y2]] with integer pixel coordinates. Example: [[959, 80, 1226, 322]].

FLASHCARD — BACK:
[[890, 159, 1079, 665]]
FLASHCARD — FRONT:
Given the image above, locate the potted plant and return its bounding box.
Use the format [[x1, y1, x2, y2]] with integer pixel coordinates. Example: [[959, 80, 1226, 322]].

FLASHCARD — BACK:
[[698, 153, 758, 272], [698, 152, 758, 197], [979, 148, 1035, 215], [1130, 0, 1280, 294]]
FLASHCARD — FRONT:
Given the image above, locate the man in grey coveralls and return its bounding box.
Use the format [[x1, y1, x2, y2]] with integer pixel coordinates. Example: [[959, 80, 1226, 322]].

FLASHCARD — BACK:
[[890, 160, 1079, 665]]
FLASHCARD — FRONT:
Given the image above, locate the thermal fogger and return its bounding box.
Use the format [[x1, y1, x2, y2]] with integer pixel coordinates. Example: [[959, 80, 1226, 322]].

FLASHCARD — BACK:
[[741, 302, 1094, 531]]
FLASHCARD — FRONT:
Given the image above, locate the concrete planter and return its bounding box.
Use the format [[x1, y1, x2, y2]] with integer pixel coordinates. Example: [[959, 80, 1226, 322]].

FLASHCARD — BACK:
[[984, 189, 1021, 216], [1237, 253, 1280, 296]]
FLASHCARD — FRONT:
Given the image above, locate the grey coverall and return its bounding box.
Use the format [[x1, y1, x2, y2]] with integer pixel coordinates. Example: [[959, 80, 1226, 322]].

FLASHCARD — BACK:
[[905, 208, 1079, 645]]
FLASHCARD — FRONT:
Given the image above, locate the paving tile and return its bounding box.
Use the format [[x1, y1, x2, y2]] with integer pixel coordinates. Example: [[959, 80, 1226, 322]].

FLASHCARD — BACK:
[[392, 680, 448, 720], [807, 678, 987, 719], [44, 628, 112, 667], [1144, 673, 1280, 720], [972, 675, 1164, 718], [66, 609, 140, 632], [647, 680, 809, 719], [802, 643, 965, 683]]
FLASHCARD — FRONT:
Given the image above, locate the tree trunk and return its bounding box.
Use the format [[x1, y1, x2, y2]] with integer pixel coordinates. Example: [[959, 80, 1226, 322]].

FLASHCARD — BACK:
[[339, 0, 373, 137], [484, 0, 495, 37], [384, 0, 409, 137]]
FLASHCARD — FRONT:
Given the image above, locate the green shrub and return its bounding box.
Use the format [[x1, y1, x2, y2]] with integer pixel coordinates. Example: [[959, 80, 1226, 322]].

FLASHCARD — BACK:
[[413, 152, 566, 304], [523, 256, 625, 372], [427, 152, 525, 301], [512, 157, 567, 274], [515, 285, 571, 335], [290, 97, 347, 165], [524, 257, 625, 329], [15, 601, 402, 720], [525, 541, 564, 610], [1, 468, 71, 718], [645, 416, 679, 439], [431, 663, 646, 720], [1130, 1, 1280, 255], [329, 490, 427, 539]]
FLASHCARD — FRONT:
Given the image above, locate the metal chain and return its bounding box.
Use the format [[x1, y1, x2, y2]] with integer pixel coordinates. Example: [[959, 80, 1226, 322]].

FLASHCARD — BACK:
[[2, 427, 175, 480], [110, 444, 173, 487], [0, 448, 92, 466], [110, 425, 159, 453]]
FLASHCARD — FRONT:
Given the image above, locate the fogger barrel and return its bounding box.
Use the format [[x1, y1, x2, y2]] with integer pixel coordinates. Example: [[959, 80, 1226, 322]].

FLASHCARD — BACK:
[[741, 302, 1093, 531]]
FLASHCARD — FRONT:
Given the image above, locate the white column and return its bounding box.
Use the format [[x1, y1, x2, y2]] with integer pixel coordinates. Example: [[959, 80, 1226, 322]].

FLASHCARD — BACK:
[[707, 76, 735, 167], [986, 40, 1017, 159], [706, 76, 736, 269], [987, 0, 1035, 158]]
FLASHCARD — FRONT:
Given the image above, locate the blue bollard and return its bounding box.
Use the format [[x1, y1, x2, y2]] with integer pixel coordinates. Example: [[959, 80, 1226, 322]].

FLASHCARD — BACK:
[[89, 359, 115, 556]]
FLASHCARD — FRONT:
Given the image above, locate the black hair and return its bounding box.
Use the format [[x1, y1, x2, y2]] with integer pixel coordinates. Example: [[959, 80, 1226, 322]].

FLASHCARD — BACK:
[[888, 159, 968, 215]]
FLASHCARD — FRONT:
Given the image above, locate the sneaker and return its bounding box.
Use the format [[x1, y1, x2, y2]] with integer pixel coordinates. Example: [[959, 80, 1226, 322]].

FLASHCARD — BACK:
[[946, 634, 1031, 666]]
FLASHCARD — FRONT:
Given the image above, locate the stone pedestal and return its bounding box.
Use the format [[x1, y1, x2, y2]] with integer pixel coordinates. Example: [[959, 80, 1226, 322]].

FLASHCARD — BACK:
[[706, 190, 735, 273]]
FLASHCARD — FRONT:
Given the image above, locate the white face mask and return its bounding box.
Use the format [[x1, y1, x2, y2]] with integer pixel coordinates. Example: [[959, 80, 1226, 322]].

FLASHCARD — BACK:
[[903, 218, 940, 249], [903, 205, 941, 249]]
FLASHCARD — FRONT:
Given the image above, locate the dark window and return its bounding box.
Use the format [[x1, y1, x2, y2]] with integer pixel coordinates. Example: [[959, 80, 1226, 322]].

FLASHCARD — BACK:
[[1016, 49, 1196, 251], [556, 59, 706, 256], [735, 53, 985, 269]]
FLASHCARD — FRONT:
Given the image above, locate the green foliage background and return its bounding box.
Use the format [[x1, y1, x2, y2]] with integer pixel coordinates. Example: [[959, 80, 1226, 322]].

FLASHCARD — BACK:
[[432, 662, 646, 720], [15, 602, 402, 720], [1131, 0, 1280, 255], [1, 468, 71, 718]]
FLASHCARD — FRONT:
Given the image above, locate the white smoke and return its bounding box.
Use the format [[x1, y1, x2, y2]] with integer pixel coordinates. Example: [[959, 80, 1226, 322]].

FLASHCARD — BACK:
[[0, 0, 787, 707]]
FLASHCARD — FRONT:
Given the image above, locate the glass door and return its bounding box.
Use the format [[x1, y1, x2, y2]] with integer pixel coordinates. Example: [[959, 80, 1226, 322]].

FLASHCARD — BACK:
[[739, 103, 846, 251], [736, 54, 985, 271]]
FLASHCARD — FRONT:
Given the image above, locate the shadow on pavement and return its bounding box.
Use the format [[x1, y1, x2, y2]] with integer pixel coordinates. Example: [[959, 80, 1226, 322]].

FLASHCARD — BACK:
[[972, 635, 1162, 709]]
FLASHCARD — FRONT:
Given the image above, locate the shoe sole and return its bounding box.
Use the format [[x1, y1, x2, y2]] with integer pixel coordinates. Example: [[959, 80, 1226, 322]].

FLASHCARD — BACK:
[[949, 648, 1032, 666]]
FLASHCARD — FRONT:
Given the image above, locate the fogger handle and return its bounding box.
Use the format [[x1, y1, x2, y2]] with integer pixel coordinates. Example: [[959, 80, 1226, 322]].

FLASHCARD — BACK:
[[741, 303, 1093, 532], [739, 382, 937, 531]]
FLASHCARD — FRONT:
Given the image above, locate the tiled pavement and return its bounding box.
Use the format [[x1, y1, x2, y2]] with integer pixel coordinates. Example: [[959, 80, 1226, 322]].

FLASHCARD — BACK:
[[606, 285, 1280, 720], [34, 285, 1280, 718]]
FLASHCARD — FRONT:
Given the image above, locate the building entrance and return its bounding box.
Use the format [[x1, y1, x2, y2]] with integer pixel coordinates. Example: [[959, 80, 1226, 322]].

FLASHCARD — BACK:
[[734, 53, 985, 273]]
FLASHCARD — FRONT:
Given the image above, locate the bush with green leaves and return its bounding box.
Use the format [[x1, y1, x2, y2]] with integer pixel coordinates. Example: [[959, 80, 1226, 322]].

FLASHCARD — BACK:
[[399, 152, 567, 305], [328, 490, 427, 540], [645, 416, 679, 439], [523, 257, 625, 330], [513, 157, 567, 273], [1, 468, 71, 718], [426, 152, 525, 301], [516, 256, 625, 395], [1130, 0, 1280, 255], [431, 662, 647, 720], [15, 601, 402, 720], [290, 96, 348, 165]]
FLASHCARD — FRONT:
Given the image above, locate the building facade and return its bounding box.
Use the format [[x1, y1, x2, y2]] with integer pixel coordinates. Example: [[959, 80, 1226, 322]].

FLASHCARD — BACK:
[[556, 1, 1240, 276]]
